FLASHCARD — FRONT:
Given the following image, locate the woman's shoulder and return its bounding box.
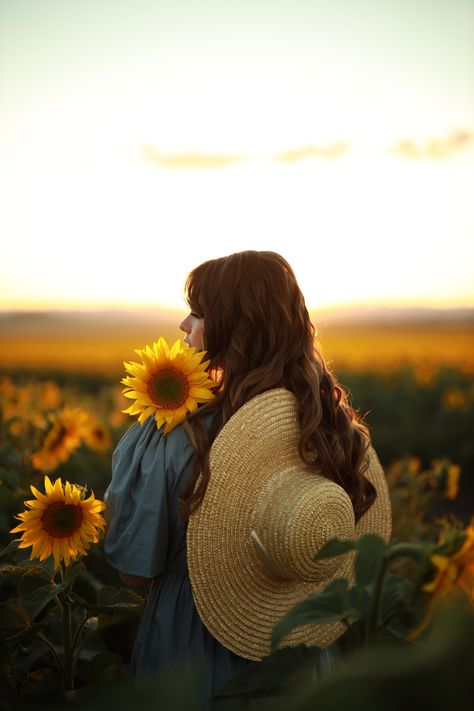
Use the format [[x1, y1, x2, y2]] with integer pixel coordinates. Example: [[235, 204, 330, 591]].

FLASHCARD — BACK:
[[113, 409, 216, 469], [165, 409, 216, 464]]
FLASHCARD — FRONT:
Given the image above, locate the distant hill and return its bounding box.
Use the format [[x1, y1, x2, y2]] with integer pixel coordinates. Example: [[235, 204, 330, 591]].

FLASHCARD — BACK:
[[312, 305, 474, 328], [0, 306, 473, 337], [0, 308, 182, 336]]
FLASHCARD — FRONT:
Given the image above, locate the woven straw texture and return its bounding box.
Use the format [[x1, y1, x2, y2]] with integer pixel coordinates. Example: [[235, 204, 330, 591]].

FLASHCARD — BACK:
[[187, 388, 392, 661]]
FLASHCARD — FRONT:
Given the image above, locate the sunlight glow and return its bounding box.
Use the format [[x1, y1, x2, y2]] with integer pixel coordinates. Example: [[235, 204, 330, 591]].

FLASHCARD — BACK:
[[1, 0, 473, 312]]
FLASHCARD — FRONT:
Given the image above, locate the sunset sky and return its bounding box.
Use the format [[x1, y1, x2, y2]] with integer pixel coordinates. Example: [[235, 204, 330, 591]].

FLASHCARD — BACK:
[[1, 0, 473, 313]]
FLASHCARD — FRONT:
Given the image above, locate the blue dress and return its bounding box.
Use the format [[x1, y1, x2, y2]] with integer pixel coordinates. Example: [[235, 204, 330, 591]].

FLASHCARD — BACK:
[[103, 413, 336, 707]]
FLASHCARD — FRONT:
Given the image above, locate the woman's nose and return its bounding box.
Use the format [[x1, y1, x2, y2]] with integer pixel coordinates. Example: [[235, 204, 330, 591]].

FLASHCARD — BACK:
[[179, 318, 190, 333]]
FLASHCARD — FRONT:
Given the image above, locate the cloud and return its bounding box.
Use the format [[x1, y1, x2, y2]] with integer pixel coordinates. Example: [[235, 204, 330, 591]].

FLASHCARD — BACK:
[[140, 145, 243, 170], [272, 142, 350, 163], [388, 129, 474, 160]]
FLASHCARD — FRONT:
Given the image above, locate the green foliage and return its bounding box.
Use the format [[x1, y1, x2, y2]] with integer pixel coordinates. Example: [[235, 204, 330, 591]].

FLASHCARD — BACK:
[[212, 645, 323, 702], [0, 366, 472, 708], [271, 579, 356, 651], [290, 599, 474, 711], [0, 553, 145, 706], [339, 366, 473, 524], [61, 598, 472, 711], [209, 536, 438, 706]]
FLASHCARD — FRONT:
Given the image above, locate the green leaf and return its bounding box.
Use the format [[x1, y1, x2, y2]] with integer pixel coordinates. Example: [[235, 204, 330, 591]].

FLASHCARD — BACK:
[[0, 597, 31, 637], [68, 586, 145, 616], [0, 649, 16, 691], [212, 644, 323, 701], [0, 663, 19, 710], [286, 597, 474, 711], [19, 666, 63, 697], [97, 585, 147, 606], [6, 630, 58, 677], [354, 534, 388, 588], [18, 568, 66, 621], [346, 586, 367, 624], [63, 559, 87, 586], [380, 574, 426, 639], [86, 652, 124, 687], [271, 578, 352, 650], [314, 538, 357, 561], [380, 575, 412, 618], [0, 559, 51, 577], [0, 540, 20, 558]]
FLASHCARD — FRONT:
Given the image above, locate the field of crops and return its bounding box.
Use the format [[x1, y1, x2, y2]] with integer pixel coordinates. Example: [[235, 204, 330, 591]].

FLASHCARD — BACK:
[[1, 321, 473, 376], [0, 316, 473, 707]]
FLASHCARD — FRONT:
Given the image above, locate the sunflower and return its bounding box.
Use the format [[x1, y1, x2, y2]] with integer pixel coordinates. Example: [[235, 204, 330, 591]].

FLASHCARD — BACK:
[[409, 522, 474, 639], [10, 475, 107, 572], [121, 337, 216, 434], [82, 415, 112, 453], [422, 523, 474, 603], [31, 406, 91, 471]]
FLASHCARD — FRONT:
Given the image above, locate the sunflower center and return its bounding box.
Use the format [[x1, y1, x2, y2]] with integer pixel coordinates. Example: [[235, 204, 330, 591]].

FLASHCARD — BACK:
[[148, 367, 190, 409], [42, 503, 83, 538]]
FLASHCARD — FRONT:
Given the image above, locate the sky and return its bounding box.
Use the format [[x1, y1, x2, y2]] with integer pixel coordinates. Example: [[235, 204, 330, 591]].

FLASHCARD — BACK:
[[1, 0, 473, 313]]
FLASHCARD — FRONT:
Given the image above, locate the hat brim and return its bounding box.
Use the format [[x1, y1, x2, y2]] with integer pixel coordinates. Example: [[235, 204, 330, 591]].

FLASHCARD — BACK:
[[187, 388, 391, 660]]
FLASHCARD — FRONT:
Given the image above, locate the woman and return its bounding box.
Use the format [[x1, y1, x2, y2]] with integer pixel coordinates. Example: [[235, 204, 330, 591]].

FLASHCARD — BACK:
[[103, 250, 391, 707]]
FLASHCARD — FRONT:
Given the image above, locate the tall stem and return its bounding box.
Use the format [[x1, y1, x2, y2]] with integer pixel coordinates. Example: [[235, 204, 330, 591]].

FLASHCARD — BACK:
[[70, 613, 94, 679], [37, 632, 64, 674], [60, 563, 75, 691], [366, 543, 424, 645]]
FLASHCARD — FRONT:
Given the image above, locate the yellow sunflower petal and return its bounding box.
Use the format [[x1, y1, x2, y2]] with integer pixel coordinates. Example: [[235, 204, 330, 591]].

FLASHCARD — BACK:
[[122, 390, 141, 400], [53, 478, 64, 498], [190, 387, 216, 400], [30, 485, 50, 503], [155, 337, 170, 356], [23, 499, 45, 510], [169, 339, 182, 359], [10, 523, 28, 533], [44, 476, 54, 496]]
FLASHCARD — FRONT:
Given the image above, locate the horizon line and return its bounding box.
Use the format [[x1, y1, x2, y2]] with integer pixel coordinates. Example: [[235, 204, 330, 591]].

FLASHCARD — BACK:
[[1, 300, 474, 315]]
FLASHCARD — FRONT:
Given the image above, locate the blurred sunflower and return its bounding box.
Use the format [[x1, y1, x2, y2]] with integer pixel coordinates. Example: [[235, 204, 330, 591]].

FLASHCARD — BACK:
[[444, 464, 461, 500], [9, 410, 48, 437], [40, 381, 62, 410], [10, 475, 107, 572], [423, 523, 474, 603], [409, 522, 474, 639], [82, 415, 112, 453], [31, 406, 90, 471], [121, 337, 216, 434]]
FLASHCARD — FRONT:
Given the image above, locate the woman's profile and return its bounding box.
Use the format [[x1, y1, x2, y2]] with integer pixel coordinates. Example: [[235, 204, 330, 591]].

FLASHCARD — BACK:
[[103, 250, 391, 705]]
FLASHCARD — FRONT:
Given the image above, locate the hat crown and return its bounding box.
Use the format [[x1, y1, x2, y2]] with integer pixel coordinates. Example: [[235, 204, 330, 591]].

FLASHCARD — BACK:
[[251, 461, 356, 582]]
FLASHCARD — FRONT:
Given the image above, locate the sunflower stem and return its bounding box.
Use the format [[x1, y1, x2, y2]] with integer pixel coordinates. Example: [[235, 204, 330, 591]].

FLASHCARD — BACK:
[[60, 563, 75, 691], [37, 632, 64, 675], [366, 543, 425, 645], [71, 614, 95, 679]]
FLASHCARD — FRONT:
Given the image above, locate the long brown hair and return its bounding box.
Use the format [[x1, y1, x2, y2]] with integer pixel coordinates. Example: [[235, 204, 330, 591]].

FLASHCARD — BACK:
[[178, 250, 376, 525]]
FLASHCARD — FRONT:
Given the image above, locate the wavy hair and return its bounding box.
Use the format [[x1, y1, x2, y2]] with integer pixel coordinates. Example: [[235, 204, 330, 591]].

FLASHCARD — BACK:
[[178, 250, 376, 525]]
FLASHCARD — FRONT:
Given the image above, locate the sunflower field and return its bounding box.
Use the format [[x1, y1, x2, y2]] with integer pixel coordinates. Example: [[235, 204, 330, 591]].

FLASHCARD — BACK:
[[0, 318, 473, 710]]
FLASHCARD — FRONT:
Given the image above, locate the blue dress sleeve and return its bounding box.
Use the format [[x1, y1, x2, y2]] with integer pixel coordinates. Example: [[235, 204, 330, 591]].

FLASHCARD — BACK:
[[102, 417, 171, 579]]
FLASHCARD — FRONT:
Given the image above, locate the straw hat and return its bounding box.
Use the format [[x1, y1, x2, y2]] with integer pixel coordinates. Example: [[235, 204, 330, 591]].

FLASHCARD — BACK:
[[187, 388, 392, 661]]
